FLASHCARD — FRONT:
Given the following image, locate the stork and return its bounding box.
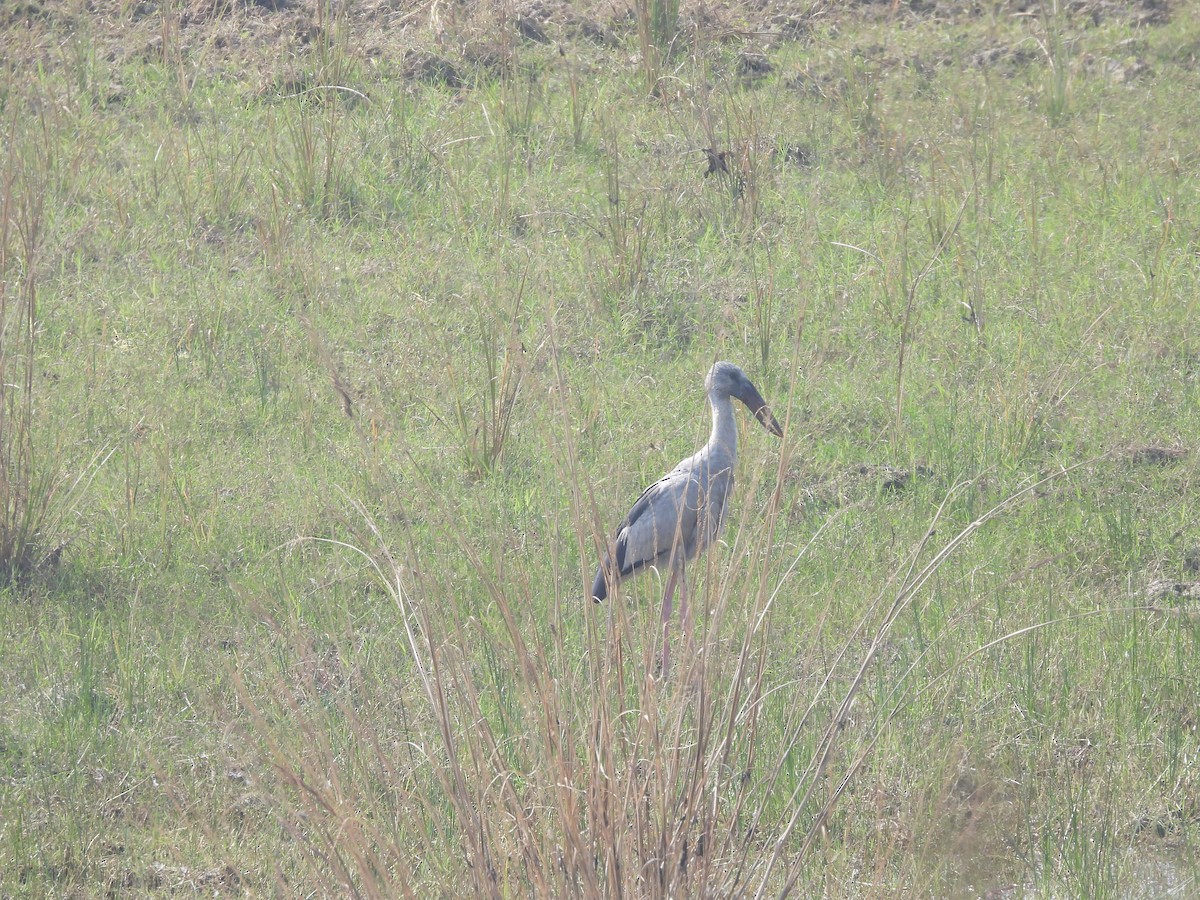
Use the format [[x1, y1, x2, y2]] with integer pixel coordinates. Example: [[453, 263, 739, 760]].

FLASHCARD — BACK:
[[591, 361, 784, 675]]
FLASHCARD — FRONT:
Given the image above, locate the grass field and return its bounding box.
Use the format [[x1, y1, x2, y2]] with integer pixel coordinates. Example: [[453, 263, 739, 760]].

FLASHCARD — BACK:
[[2, 0, 1199, 895]]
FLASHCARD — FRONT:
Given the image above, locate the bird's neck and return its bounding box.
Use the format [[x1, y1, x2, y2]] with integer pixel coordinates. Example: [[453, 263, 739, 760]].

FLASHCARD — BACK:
[[708, 391, 738, 456]]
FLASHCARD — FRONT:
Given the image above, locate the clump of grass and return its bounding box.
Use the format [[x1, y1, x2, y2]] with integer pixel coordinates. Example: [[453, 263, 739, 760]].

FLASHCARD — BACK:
[[0, 107, 93, 578], [635, 0, 681, 95], [233, 349, 1096, 897], [565, 52, 593, 148], [0, 136, 51, 576], [261, 0, 368, 221], [894, 188, 972, 434], [1035, 0, 1073, 125], [441, 271, 530, 478]]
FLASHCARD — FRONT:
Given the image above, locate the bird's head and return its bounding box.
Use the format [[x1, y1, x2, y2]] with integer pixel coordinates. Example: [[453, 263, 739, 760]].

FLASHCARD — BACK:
[[706, 361, 784, 438]]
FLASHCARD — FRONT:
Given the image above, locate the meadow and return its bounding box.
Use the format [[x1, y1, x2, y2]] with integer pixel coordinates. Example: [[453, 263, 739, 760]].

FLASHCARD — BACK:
[[1, 0, 1199, 895]]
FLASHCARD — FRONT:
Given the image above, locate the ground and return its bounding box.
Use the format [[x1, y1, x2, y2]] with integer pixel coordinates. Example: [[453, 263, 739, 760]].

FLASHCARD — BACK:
[[1, 0, 1199, 896]]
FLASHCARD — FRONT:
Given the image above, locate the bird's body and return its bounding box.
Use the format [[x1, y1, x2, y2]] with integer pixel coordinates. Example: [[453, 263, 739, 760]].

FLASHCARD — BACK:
[[592, 362, 783, 674], [590, 395, 738, 602]]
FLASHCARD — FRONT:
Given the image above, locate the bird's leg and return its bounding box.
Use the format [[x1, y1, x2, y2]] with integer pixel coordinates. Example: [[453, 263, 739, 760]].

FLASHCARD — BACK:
[[678, 571, 692, 658], [660, 569, 678, 677]]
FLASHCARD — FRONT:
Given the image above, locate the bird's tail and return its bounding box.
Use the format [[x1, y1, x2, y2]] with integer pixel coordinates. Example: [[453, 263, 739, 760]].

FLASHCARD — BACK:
[[591, 565, 608, 603]]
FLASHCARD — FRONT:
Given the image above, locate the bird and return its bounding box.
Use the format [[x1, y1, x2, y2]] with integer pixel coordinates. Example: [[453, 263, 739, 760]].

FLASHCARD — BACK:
[[591, 361, 784, 675]]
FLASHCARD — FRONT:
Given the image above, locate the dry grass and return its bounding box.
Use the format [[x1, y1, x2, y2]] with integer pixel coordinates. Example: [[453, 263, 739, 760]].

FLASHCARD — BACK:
[[2, 0, 1199, 896]]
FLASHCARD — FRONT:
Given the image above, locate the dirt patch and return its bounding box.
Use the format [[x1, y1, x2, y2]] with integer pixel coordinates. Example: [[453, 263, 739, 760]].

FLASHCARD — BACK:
[[0, 0, 59, 28], [400, 49, 465, 89], [1127, 445, 1188, 466], [0, 0, 1182, 83], [1069, 0, 1172, 27], [737, 50, 774, 83], [112, 862, 247, 894], [971, 43, 1042, 73], [1146, 579, 1200, 616], [786, 462, 937, 519]]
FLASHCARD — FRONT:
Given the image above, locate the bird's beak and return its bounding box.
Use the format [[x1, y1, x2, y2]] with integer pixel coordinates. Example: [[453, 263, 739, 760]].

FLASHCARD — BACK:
[[736, 383, 784, 438]]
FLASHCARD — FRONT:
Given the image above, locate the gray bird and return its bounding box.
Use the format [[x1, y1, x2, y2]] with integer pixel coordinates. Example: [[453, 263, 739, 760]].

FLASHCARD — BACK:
[[591, 361, 784, 675]]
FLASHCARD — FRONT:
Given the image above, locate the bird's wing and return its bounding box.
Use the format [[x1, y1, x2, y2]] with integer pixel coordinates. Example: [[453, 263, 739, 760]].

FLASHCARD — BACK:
[[611, 464, 702, 578], [594, 475, 682, 602]]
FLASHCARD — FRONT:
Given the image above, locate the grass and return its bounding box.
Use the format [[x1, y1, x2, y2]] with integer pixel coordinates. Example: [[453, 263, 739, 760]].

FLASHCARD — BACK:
[[2, 0, 1200, 895]]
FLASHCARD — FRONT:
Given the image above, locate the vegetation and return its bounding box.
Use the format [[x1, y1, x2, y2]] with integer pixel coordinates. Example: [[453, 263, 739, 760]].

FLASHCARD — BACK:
[[1, 0, 1198, 895]]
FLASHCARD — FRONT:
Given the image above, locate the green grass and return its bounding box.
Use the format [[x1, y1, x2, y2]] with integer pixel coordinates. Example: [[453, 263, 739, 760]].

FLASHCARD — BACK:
[[2, 1, 1199, 895]]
